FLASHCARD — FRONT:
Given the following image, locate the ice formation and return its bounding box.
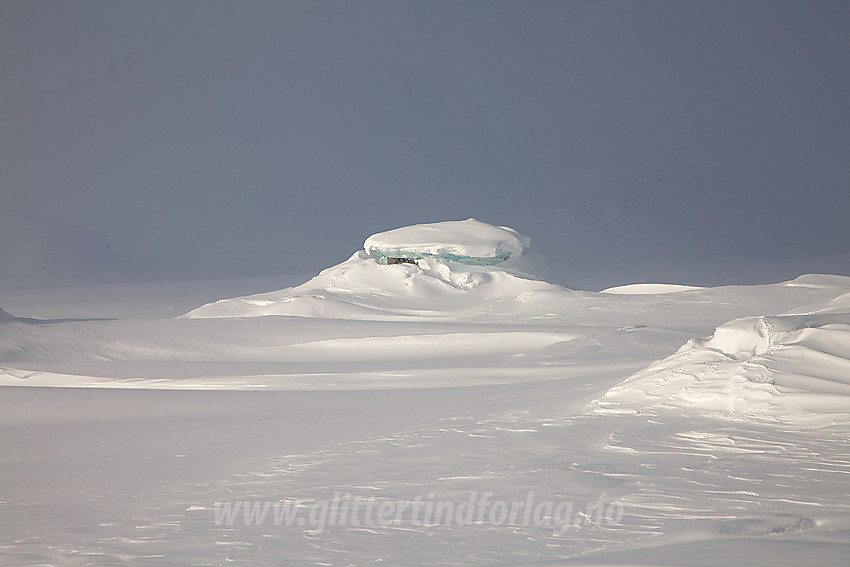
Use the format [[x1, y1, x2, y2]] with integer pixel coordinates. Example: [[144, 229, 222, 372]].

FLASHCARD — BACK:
[[184, 219, 564, 320], [363, 218, 530, 265]]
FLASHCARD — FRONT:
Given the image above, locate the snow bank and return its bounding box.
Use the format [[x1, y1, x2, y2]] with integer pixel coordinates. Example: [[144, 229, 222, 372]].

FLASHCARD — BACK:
[[184, 220, 564, 320], [363, 218, 530, 265], [593, 311, 850, 427], [599, 283, 707, 295]]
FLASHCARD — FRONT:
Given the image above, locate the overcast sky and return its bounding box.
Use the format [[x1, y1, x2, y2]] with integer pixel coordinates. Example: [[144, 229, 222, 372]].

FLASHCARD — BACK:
[[2, 1, 848, 285]]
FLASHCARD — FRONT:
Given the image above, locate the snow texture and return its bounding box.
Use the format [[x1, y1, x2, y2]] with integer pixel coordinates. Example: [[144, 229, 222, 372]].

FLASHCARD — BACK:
[[2, 222, 850, 566], [594, 311, 850, 427]]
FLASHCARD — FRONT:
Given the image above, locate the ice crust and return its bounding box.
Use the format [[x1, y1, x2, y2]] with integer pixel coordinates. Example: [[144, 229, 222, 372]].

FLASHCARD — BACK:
[[363, 218, 530, 265]]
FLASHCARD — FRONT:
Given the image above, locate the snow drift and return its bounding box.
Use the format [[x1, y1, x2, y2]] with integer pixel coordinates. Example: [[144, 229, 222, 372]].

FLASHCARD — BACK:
[[600, 283, 707, 295], [593, 306, 850, 427], [184, 219, 565, 320]]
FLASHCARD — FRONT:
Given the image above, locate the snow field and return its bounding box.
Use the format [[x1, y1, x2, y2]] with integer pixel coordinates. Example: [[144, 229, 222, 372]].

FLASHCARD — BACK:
[[1, 219, 849, 565]]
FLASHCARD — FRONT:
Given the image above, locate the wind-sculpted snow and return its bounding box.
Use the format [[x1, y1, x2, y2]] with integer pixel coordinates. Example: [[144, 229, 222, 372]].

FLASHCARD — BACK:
[[363, 218, 530, 265], [184, 220, 559, 321], [594, 309, 850, 427], [183, 251, 565, 321]]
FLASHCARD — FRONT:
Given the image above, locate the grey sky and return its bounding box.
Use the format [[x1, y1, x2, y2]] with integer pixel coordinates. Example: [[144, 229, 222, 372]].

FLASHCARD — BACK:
[[2, 1, 848, 285]]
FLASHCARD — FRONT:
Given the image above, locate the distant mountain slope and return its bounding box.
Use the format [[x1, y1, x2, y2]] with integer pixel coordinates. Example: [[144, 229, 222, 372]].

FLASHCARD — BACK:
[[0, 209, 138, 288]]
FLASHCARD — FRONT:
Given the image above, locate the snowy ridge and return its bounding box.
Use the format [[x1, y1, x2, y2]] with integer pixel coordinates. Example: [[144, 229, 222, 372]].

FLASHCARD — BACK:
[[0, 307, 17, 323], [593, 311, 850, 427]]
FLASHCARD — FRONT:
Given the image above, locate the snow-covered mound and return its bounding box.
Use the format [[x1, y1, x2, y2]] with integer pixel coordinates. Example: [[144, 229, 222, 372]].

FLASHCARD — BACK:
[[0, 209, 136, 288], [0, 307, 17, 323], [184, 220, 565, 320], [593, 310, 850, 427], [782, 275, 850, 315], [363, 218, 530, 265], [600, 283, 707, 295]]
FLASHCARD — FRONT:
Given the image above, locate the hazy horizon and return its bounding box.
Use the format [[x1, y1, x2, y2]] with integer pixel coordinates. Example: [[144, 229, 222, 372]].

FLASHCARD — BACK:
[[2, 1, 848, 288]]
